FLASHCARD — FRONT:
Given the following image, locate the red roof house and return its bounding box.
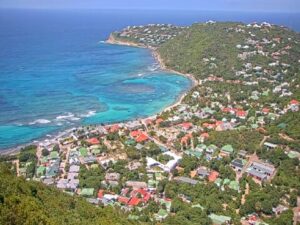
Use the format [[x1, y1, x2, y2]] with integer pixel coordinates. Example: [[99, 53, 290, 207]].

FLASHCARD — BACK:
[[236, 110, 247, 118], [290, 99, 299, 105], [130, 189, 151, 203], [215, 121, 224, 126], [97, 190, 104, 198], [181, 133, 193, 145], [179, 122, 193, 130], [262, 108, 270, 114], [200, 133, 210, 139], [136, 132, 149, 143], [130, 130, 149, 143], [130, 130, 140, 138], [128, 197, 141, 206], [110, 124, 120, 133], [118, 196, 130, 205], [87, 138, 100, 145], [203, 123, 216, 129], [208, 171, 219, 182]]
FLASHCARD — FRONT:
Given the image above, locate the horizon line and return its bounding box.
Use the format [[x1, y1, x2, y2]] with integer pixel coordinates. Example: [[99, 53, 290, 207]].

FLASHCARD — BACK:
[[0, 7, 299, 14]]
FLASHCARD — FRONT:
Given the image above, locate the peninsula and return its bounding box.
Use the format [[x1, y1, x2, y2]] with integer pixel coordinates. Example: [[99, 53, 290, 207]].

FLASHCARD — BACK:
[[1, 21, 300, 225]]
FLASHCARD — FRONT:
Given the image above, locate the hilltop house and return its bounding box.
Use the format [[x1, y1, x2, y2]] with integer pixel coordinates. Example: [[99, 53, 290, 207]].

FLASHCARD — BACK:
[[231, 158, 247, 172], [263, 142, 278, 150], [197, 166, 210, 179], [246, 161, 275, 181]]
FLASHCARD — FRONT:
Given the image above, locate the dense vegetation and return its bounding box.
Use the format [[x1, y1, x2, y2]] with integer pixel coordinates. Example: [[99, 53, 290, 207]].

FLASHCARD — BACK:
[[158, 22, 300, 80], [0, 163, 135, 225], [1, 21, 299, 224]]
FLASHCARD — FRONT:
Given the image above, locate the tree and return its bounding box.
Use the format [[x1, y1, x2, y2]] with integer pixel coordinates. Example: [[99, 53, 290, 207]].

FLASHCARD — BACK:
[[0, 163, 135, 225], [170, 198, 186, 213], [41, 149, 49, 157], [289, 191, 298, 207]]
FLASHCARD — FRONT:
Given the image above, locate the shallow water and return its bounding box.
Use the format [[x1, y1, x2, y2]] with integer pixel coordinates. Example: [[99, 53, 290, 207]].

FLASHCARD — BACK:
[[1, 9, 300, 149], [0, 10, 192, 149]]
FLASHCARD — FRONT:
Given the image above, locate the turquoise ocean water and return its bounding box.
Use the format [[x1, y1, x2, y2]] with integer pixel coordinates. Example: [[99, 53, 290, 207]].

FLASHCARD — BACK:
[[0, 9, 299, 150]]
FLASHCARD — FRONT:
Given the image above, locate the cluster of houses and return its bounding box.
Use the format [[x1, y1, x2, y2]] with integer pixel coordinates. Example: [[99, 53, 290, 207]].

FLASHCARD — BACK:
[[113, 23, 187, 47], [13, 21, 300, 224]]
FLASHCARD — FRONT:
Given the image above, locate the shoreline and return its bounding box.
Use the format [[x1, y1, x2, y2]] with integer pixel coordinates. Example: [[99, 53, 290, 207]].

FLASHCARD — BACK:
[[1, 37, 198, 156], [106, 34, 199, 111]]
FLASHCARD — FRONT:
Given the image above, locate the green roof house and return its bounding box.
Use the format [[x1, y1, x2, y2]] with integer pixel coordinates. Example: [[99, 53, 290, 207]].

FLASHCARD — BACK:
[[221, 145, 234, 154], [237, 125, 247, 131], [90, 164, 99, 169], [209, 214, 231, 225], [229, 180, 239, 191], [80, 188, 94, 197], [288, 151, 300, 159], [49, 151, 59, 160], [155, 209, 168, 221], [223, 178, 231, 185], [214, 178, 222, 187], [262, 90, 269, 96], [79, 147, 88, 157], [91, 148, 101, 155], [185, 150, 202, 158], [41, 156, 48, 164], [128, 215, 140, 220], [36, 166, 46, 177], [267, 113, 277, 120], [277, 123, 287, 129], [203, 107, 215, 114], [125, 139, 136, 146], [197, 144, 207, 150], [148, 179, 158, 189], [159, 199, 172, 212]]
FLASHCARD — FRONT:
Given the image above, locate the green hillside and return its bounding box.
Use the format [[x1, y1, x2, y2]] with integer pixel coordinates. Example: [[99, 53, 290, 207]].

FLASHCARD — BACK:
[[158, 22, 300, 80], [0, 163, 135, 225]]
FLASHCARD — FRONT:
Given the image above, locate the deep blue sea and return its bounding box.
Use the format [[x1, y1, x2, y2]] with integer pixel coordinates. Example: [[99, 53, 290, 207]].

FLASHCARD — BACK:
[[0, 9, 299, 150]]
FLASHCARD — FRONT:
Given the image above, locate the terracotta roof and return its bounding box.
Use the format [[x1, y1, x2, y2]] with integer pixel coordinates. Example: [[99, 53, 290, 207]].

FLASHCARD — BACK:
[[236, 110, 247, 117], [222, 107, 232, 113], [179, 122, 193, 129], [110, 124, 120, 133], [215, 121, 224, 126], [136, 132, 148, 143], [290, 99, 299, 105], [128, 197, 141, 206], [208, 171, 219, 182], [97, 190, 104, 198], [130, 130, 140, 137], [87, 138, 100, 145], [181, 133, 192, 144], [118, 196, 129, 204], [203, 123, 216, 129], [262, 108, 270, 113], [200, 133, 210, 138]]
